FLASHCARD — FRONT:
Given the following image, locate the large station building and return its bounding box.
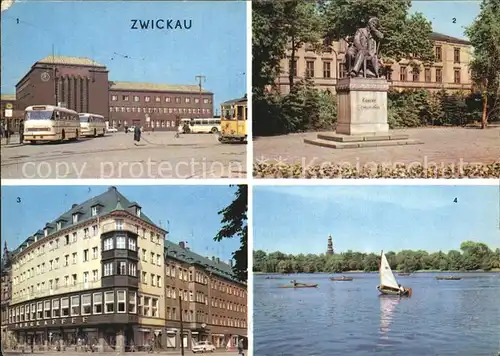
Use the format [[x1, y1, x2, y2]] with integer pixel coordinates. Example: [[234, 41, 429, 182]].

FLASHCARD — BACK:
[[276, 32, 473, 94], [3, 56, 214, 133], [4, 187, 247, 352]]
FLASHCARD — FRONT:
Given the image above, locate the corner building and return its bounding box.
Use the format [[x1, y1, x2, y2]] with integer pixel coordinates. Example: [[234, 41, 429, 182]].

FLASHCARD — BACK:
[[7, 187, 166, 352]]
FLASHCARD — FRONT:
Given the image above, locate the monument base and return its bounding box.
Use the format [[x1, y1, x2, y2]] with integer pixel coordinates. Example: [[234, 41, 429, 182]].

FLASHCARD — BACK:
[[304, 132, 423, 149], [303, 77, 423, 149], [336, 77, 390, 135]]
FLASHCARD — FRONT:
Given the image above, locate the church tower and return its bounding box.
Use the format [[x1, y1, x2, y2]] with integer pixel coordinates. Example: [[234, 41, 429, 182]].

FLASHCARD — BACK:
[[327, 235, 334, 255]]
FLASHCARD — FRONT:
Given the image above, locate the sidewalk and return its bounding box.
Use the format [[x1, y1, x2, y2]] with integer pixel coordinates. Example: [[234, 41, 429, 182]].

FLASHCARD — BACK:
[[1, 134, 23, 147]]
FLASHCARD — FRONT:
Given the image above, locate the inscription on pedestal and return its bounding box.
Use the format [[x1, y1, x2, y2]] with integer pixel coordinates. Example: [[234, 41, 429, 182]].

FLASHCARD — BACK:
[[359, 98, 380, 110]]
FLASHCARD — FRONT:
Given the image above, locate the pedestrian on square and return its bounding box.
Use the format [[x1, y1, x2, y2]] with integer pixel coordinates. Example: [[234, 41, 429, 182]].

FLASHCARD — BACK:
[[133, 125, 141, 145], [19, 120, 25, 144]]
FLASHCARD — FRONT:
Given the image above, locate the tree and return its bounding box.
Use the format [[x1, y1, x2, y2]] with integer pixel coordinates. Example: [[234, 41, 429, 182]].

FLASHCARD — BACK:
[[252, 0, 289, 96], [253, 241, 497, 273], [214, 185, 247, 282], [282, 0, 323, 88], [320, 0, 434, 63], [465, 0, 500, 128]]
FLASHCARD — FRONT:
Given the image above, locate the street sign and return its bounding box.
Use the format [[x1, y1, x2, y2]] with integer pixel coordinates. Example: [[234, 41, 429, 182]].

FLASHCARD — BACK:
[[4, 109, 12, 117]]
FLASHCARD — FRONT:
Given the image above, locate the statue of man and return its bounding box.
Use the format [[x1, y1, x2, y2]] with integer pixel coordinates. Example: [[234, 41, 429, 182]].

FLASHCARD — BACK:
[[348, 17, 384, 78]]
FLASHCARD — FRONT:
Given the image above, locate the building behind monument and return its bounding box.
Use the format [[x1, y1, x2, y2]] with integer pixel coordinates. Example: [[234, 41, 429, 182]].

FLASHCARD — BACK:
[[276, 32, 472, 94]]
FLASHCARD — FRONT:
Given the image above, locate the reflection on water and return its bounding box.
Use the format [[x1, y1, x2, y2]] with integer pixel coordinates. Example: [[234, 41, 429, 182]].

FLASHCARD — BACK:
[[254, 273, 500, 356], [378, 296, 400, 343]]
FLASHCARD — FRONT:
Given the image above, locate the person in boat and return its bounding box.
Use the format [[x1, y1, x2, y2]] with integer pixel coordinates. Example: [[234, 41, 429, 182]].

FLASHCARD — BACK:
[[291, 280, 298, 287], [398, 284, 406, 293]]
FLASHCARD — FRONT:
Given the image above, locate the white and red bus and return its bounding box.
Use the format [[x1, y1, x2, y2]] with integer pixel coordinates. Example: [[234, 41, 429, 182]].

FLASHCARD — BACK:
[[24, 105, 80, 143]]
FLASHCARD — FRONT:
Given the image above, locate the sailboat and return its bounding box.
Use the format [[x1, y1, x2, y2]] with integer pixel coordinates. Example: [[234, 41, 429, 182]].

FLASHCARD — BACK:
[[377, 250, 412, 296]]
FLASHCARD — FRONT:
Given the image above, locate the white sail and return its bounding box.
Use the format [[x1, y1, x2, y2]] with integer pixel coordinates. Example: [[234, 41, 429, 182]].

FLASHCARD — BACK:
[[379, 251, 399, 289]]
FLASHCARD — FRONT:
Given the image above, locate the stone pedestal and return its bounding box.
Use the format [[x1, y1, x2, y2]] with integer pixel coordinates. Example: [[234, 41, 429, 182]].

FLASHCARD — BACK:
[[336, 77, 389, 135], [303, 77, 423, 149]]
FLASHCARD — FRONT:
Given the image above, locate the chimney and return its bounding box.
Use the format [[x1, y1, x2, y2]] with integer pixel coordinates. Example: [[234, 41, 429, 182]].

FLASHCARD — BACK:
[[216, 257, 220, 264], [229, 259, 233, 267], [211, 256, 215, 261], [179, 241, 185, 249], [72, 204, 78, 209]]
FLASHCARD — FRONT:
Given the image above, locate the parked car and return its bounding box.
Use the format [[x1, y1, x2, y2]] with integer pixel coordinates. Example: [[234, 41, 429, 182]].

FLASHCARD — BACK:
[[107, 127, 118, 133], [192, 341, 216, 353]]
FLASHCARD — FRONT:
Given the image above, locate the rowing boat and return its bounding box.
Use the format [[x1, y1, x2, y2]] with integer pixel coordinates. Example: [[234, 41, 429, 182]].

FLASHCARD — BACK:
[[436, 276, 462, 280], [330, 276, 353, 281], [279, 283, 318, 288]]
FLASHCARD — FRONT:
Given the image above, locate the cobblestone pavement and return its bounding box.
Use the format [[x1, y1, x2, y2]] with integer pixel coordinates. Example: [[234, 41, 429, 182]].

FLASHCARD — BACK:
[[253, 127, 500, 169], [1, 132, 247, 179]]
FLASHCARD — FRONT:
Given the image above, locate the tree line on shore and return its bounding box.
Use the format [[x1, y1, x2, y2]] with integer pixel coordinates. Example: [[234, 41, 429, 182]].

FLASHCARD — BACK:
[[253, 241, 500, 273], [253, 0, 499, 136]]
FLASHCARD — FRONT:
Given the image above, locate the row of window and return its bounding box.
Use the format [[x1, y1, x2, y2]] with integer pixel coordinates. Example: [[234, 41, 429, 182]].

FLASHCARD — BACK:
[[435, 46, 461, 63], [165, 307, 246, 328], [111, 95, 211, 105], [103, 235, 137, 251], [109, 106, 212, 115], [8, 291, 164, 323], [166, 263, 246, 298], [13, 270, 101, 301], [112, 120, 177, 129], [288, 59, 463, 84], [14, 218, 161, 275], [299, 44, 461, 64]]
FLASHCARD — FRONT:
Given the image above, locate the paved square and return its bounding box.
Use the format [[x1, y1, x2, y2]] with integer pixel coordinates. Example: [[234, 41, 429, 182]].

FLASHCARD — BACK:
[[1, 132, 247, 179], [254, 127, 500, 176]]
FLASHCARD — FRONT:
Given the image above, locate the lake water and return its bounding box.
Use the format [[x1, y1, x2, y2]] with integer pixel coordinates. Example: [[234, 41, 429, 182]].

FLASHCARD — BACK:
[[254, 273, 500, 356]]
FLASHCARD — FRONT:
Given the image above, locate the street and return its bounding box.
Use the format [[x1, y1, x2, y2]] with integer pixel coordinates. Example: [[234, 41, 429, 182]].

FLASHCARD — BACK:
[[0, 132, 247, 179]]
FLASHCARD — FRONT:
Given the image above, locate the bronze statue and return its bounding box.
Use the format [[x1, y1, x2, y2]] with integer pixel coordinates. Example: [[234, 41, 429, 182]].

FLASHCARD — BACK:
[[345, 17, 384, 78]]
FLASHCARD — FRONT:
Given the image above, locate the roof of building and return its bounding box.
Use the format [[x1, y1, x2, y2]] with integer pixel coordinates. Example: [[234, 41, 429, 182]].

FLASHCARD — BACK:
[[13, 186, 159, 255], [165, 240, 244, 285], [221, 95, 247, 106], [109, 81, 212, 94], [36, 55, 106, 68], [430, 32, 471, 45], [1, 94, 16, 101]]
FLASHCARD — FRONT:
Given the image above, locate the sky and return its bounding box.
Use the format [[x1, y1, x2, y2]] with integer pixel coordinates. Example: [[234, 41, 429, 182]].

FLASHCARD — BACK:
[[0, 1, 246, 110], [1, 185, 241, 263], [254, 185, 500, 255], [410, 1, 480, 40]]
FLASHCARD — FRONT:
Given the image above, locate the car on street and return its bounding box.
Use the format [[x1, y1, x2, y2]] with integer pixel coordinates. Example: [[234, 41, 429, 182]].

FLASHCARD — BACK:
[[192, 341, 216, 353], [107, 127, 118, 133]]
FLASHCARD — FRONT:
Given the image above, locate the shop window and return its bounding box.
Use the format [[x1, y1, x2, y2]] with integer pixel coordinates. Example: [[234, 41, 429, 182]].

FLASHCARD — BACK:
[[128, 291, 137, 313], [44, 301, 51, 318], [82, 294, 91, 315], [93, 293, 102, 314], [105, 291, 114, 313], [61, 298, 69, 317], [52, 299, 60, 317], [117, 290, 126, 313], [71, 296, 80, 316]]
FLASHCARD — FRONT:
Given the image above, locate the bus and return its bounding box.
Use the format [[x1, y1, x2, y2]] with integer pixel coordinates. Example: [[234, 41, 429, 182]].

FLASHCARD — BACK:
[[219, 95, 247, 143], [24, 105, 80, 143], [78, 113, 107, 137], [177, 117, 221, 134]]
